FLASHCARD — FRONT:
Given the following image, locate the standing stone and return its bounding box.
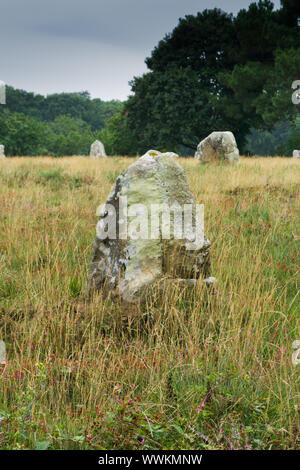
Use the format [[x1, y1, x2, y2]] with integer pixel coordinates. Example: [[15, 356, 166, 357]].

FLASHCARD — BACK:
[[142, 149, 179, 158], [195, 131, 240, 164], [293, 150, 300, 158], [0, 144, 5, 158], [88, 151, 215, 303], [0, 340, 6, 365], [164, 152, 179, 158], [90, 140, 107, 158]]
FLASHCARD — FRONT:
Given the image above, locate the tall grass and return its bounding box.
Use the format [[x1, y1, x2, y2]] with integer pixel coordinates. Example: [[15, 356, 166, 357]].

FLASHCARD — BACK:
[[0, 156, 299, 450]]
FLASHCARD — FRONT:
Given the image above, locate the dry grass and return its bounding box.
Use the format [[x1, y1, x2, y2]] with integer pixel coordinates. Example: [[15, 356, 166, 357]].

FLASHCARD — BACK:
[[0, 156, 299, 450]]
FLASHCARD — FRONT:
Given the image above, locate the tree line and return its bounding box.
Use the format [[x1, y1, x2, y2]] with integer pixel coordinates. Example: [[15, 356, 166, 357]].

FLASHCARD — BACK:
[[0, 0, 299, 156], [0, 88, 122, 156], [107, 0, 300, 156]]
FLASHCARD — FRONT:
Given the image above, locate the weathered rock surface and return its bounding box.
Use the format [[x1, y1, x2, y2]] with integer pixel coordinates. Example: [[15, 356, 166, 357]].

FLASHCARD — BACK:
[[142, 149, 179, 158], [195, 131, 240, 163], [0, 145, 5, 158], [90, 140, 107, 158], [293, 150, 300, 158], [88, 151, 214, 303]]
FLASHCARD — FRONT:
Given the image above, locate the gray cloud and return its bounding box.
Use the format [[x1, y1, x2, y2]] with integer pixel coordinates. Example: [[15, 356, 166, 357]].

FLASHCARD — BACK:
[[0, 0, 280, 100]]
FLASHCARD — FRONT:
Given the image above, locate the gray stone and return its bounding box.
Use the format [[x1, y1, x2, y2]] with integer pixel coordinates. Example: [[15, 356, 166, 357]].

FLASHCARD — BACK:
[[0, 144, 5, 158], [88, 151, 214, 303], [293, 150, 300, 158], [0, 340, 6, 365], [195, 131, 240, 163], [90, 140, 107, 158]]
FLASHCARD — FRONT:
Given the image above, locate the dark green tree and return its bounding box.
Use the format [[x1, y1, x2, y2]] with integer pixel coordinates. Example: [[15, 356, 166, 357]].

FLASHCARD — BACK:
[[126, 67, 234, 152], [219, 1, 300, 130], [100, 108, 137, 156], [276, 0, 300, 27], [126, 8, 243, 152]]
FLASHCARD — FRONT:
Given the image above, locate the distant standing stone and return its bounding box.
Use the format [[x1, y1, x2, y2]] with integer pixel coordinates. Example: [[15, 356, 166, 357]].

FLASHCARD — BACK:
[[90, 140, 107, 158], [0, 144, 5, 158], [195, 131, 240, 164], [293, 150, 300, 158]]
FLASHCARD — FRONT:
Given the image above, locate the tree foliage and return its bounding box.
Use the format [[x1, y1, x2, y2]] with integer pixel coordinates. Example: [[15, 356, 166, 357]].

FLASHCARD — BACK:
[[0, 88, 122, 155], [0, 109, 47, 156], [3, 87, 122, 131], [118, 0, 300, 154], [100, 108, 137, 156]]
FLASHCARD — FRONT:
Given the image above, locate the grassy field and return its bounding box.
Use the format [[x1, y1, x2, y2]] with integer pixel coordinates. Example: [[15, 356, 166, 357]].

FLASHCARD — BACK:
[[0, 156, 299, 450]]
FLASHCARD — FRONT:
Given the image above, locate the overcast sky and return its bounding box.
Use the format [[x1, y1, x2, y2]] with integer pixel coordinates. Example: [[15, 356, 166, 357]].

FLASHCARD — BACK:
[[0, 0, 280, 101]]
